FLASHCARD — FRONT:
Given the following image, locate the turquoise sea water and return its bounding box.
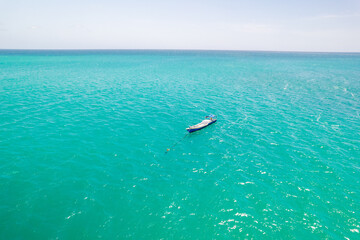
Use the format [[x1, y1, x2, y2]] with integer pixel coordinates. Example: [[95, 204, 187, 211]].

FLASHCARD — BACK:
[[1, 50, 360, 239]]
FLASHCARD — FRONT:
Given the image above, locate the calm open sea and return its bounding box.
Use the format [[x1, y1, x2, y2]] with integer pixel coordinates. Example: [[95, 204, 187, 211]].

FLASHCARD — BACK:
[[1, 50, 359, 239]]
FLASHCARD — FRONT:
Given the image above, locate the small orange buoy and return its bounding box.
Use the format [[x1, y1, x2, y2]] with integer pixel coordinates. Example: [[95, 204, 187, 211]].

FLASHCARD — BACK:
[[167, 149, 170, 151]]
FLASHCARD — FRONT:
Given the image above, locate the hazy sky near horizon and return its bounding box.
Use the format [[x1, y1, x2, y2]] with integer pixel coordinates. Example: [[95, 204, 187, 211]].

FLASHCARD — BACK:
[[1, 0, 360, 52]]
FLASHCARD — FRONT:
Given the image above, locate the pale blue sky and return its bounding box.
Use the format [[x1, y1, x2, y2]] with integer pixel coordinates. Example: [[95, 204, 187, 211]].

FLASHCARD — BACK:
[[1, 0, 360, 51]]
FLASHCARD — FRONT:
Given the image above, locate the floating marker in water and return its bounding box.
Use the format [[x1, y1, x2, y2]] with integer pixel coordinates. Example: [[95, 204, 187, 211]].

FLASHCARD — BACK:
[[165, 133, 189, 154]]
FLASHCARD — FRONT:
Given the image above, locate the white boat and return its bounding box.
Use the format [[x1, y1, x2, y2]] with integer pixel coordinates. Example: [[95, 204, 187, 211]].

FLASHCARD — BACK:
[[186, 115, 217, 133]]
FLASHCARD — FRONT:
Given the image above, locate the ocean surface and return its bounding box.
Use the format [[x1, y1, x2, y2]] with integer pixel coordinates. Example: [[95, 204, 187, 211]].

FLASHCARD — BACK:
[[1, 50, 359, 239]]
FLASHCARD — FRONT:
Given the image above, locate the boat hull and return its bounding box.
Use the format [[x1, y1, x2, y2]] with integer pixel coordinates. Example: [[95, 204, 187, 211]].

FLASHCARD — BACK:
[[187, 120, 217, 133]]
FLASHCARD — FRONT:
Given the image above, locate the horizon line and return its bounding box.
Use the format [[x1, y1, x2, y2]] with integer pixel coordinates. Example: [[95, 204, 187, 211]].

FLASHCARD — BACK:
[[0, 48, 359, 54]]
